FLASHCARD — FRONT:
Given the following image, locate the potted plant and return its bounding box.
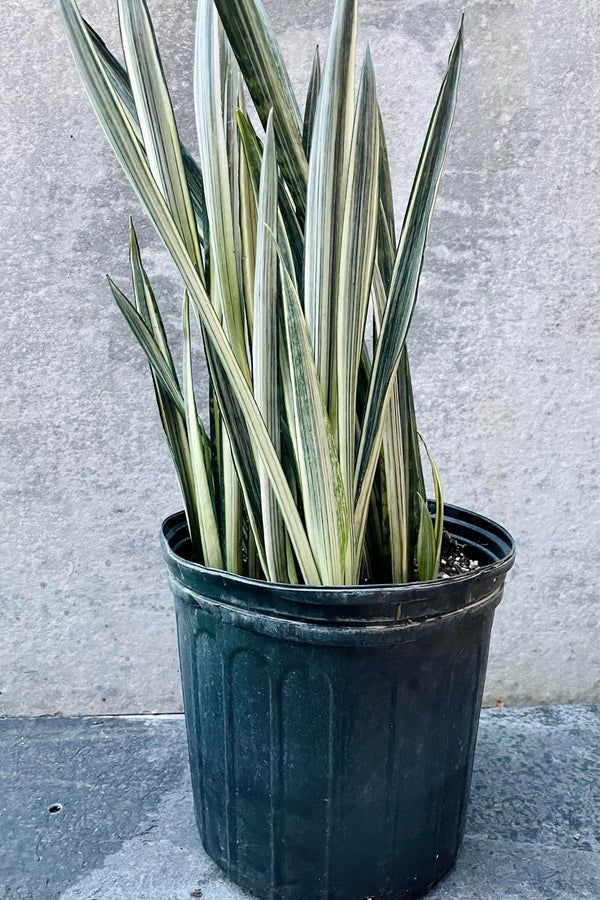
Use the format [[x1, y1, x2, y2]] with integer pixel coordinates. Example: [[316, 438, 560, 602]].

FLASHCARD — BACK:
[[60, 0, 515, 897]]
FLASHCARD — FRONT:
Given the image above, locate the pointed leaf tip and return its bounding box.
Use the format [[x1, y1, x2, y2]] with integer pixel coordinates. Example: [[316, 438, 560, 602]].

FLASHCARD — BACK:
[[362, 43, 375, 80]]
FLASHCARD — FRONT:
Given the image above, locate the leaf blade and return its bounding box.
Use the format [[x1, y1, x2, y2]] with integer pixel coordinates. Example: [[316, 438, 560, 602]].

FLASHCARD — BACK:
[[335, 47, 380, 578], [212, 0, 307, 215], [108, 275, 185, 415], [304, 0, 357, 404], [61, 0, 337, 584], [302, 46, 321, 159], [85, 18, 208, 245], [183, 292, 224, 569], [195, 0, 249, 378], [418, 431, 444, 578], [118, 0, 203, 270], [354, 24, 463, 547], [236, 109, 304, 286], [252, 113, 287, 582], [127, 231, 203, 555], [277, 241, 349, 585], [417, 493, 437, 581]]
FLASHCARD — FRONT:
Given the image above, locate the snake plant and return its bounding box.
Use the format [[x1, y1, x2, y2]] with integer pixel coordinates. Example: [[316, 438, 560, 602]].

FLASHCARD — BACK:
[[60, 0, 461, 586]]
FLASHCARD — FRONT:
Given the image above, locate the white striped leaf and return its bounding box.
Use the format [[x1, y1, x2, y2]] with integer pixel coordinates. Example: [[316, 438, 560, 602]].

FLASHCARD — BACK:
[[372, 261, 407, 583], [128, 225, 203, 555], [129, 221, 178, 380], [212, 0, 307, 216], [416, 432, 444, 580], [253, 112, 287, 582], [84, 18, 208, 246], [354, 24, 463, 549], [374, 147, 425, 581], [60, 0, 320, 582], [118, 0, 202, 271], [238, 132, 257, 345], [236, 110, 304, 286], [417, 494, 436, 582], [108, 275, 185, 414], [182, 292, 224, 569], [203, 345, 268, 576], [213, 32, 244, 574], [335, 47, 379, 580], [194, 0, 249, 378], [302, 46, 321, 159], [277, 242, 348, 585], [378, 121, 426, 565], [304, 0, 357, 407]]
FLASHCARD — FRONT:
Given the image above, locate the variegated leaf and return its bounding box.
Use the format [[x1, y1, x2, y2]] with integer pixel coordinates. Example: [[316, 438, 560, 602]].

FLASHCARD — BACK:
[[335, 47, 379, 579], [60, 0, 320, 582], [212, 0, 307, 215], [304, 0, 357, 407], [118, 0, 202, 270], [354, 24, 463, 549], [253, 112, 287, 582]]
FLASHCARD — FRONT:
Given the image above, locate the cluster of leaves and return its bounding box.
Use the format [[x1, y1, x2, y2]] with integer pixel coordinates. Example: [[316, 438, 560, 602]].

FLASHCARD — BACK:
[[60, 0, 461, 585]]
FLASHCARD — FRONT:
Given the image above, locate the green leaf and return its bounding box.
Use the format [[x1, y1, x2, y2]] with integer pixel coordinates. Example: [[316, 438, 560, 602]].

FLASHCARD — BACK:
[[212, 0, 307, 216], [85, 19, 208, 245], [236, 110, 304, 286], [335, 47, 379, 573], [417, 493, 437, 581], [108, 275, 185, 414], [238, 132, 258, 344], [61, 0, 321, 580], [398, 350, 426, 573], [377, 105, 396, 248], [194, 0, 249, 378], [419, 431, 444, 564], [253, 112, 287, 582], [129, 221, 178, 379], [304, 0, 357, 406], [354, 23, 463, 548], [182, 292, 224, 569], [302, 46, 321, 158], [118, 0, 203, 272], [416, 433, 443, 582], [126, 226, 204, 555], [276, 238, 349, 585]]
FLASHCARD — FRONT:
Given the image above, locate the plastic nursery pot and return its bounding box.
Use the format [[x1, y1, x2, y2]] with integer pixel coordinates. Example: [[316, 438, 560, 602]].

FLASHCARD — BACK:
[[161, 502, 515, 900]]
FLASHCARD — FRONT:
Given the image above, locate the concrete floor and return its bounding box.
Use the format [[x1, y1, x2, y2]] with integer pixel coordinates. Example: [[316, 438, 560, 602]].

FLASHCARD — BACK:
[[0, 705, 598, 900]]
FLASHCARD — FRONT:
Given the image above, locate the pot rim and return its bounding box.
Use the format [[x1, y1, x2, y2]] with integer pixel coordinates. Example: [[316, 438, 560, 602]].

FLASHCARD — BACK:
[[161, 501, 515, 604]]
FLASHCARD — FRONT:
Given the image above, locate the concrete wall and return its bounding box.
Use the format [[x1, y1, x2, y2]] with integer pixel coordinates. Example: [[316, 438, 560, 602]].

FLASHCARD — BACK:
[[1, 0, 598, 716]]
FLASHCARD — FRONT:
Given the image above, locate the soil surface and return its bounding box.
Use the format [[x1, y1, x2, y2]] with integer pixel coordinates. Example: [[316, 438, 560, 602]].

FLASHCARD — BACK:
[[437, 531, 480, 578]]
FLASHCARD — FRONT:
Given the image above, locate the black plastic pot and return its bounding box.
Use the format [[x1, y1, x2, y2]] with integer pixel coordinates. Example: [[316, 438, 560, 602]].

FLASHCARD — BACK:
[[161, 503, 515, 900]]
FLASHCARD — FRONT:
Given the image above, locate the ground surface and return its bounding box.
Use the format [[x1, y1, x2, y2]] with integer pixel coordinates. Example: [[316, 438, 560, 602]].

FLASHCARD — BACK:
[[0, 705, 598, 900]]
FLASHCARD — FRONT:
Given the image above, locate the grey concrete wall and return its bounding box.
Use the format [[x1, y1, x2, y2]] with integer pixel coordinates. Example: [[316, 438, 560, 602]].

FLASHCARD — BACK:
[[1, 0, 598, 716]]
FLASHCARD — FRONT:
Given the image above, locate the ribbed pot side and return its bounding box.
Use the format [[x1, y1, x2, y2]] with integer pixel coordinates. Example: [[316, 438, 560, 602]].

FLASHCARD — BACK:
[[161, 503, 515, 900]]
